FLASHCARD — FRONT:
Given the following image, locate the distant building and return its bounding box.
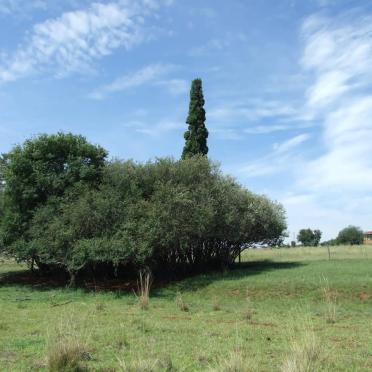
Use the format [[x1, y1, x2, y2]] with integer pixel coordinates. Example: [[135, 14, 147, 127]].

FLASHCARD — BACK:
[[364, 231, 372, 245]]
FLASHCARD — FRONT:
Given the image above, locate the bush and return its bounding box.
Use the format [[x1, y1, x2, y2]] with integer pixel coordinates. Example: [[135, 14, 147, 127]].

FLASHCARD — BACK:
[[1, 136, 286, 282]]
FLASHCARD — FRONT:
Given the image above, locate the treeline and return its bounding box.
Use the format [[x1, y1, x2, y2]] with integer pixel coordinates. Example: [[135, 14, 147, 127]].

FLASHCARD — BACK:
[[293, 226, 365, 247], [321, 226, 365, 246], [0, 133, 286, 284]]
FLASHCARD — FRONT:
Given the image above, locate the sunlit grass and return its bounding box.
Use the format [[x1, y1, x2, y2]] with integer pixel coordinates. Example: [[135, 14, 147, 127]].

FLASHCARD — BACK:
[[1, 246, 372, 370]]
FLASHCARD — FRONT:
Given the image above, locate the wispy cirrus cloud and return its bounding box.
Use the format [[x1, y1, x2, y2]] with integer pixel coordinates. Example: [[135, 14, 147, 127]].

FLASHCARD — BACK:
[[299, 13, 372, 192], [154, 78, 189, 95], [0, 0, 47, 16], [89, 63, 188, 99], [244, 124, 294, 134], [123, 118, 183, 137], [277, 12, 372, 239], [207, 98, 310, 140], [88, 63, 175, 99], [237, 133, 310, 177], [208, 99, 300, 124], [0, 0, 172, 82]]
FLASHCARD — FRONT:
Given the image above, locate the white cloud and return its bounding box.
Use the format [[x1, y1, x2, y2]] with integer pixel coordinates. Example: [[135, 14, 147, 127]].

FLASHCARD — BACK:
[[307, 70, 349, 107], [299, 14, 372, 193], [275, 12, 372, 240], [208, 99, 299, 123], [123, 118, 183, 136], [301, 97, 372, 192], [0, 0, 47, 16], [244, 124, 294, 134], [0, 0, 171, 82], [273, 133, 310, 154], [189, 33, 247, 57], [89, 63, 175, 99], [155, 78, 189, 95], [210, 127, 241, 140], [238, 133, 309, 177]]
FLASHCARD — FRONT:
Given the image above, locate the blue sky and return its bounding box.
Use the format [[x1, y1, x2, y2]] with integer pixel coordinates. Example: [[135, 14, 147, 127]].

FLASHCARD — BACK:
[[1, 0, 372, 241]]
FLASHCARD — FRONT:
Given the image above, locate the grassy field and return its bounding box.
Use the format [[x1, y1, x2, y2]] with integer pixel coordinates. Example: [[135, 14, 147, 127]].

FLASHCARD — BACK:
[[1, 245, 372, 371]]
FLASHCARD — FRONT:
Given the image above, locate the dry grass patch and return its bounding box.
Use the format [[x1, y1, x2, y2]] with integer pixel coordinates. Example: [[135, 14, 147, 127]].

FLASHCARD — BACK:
[[118, 356, 175, 371], [136, 270, 152, 310], [212, 349, 256, 372], [212, 297, 221, 311], [176, 292, 189, 312], [281, 322, 326, 372], [46, 316, 91, 372], [321, 276, 337, 324]]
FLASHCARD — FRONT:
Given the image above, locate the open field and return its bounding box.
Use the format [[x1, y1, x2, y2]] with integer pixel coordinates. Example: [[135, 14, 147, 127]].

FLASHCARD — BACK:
[[1, 245, 372, 371]]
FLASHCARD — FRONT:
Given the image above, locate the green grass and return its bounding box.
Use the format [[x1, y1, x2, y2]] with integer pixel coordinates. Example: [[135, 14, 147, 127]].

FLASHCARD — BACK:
[[1, 246, 372, 371]]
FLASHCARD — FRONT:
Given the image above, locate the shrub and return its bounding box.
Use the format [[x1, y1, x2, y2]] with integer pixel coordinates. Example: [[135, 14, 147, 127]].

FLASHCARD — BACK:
[[1, 136, 287, 282]]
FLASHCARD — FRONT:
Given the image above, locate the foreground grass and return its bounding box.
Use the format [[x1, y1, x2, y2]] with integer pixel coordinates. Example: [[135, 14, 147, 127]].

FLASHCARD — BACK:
[[1, 246, 372, 371]]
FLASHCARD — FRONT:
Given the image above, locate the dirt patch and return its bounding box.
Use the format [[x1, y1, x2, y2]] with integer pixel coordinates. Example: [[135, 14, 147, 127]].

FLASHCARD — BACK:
[[359, 292, 370, 301]]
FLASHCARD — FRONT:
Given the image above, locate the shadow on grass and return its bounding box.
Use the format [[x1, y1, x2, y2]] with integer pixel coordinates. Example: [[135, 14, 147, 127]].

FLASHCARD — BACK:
[[154, 260, 305, 296], [0, 260, 305, 295]]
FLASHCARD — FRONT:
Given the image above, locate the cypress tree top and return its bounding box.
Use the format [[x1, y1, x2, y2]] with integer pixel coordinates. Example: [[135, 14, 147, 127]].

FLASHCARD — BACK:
[[182, 78, 208, 159]]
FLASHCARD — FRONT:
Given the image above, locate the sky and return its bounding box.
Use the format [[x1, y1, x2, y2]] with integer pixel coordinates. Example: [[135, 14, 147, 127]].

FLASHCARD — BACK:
[[1, 0, 372, 241]]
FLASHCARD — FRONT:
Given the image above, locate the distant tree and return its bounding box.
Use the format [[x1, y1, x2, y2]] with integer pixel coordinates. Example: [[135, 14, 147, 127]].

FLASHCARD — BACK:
[[337, 225, 364, 245], [297, 229, 313, 246], [321, 239, 338, 246], [313, 229, 322, 246], [291, 241, 296, 247], [182, 79, 208, 159], [297, 228, 322, 246]]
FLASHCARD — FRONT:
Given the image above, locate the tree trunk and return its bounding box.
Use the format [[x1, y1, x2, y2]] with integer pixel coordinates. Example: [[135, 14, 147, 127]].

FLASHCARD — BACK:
[[68, 272, 76, 288]]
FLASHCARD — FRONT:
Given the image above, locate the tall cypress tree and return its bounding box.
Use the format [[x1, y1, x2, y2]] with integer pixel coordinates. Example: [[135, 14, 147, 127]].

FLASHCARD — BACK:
[[182, 78, 208, 159]]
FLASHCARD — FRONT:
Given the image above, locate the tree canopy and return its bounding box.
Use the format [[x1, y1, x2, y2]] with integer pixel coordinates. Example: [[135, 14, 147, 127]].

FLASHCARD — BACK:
[[0, 135, 287, 284], [0, 133, 107, 249]]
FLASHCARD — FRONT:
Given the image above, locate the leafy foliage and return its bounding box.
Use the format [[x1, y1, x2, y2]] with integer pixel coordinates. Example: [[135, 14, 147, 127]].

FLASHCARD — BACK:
[[297, 229, 322, 246], [0, 133, 107, 257], [336, 225, 364, 245], [182, 79, 208, 159], [1, 139, 286, 282]]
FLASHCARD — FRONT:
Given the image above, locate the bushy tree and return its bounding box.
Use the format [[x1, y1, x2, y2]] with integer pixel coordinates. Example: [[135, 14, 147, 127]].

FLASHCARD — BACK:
[[2, 148, 287, 284], [297, 228, 322, 246], [336, 225, 364, 245], [0, 133, 107, 258], [182, 79, 208, 159]]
